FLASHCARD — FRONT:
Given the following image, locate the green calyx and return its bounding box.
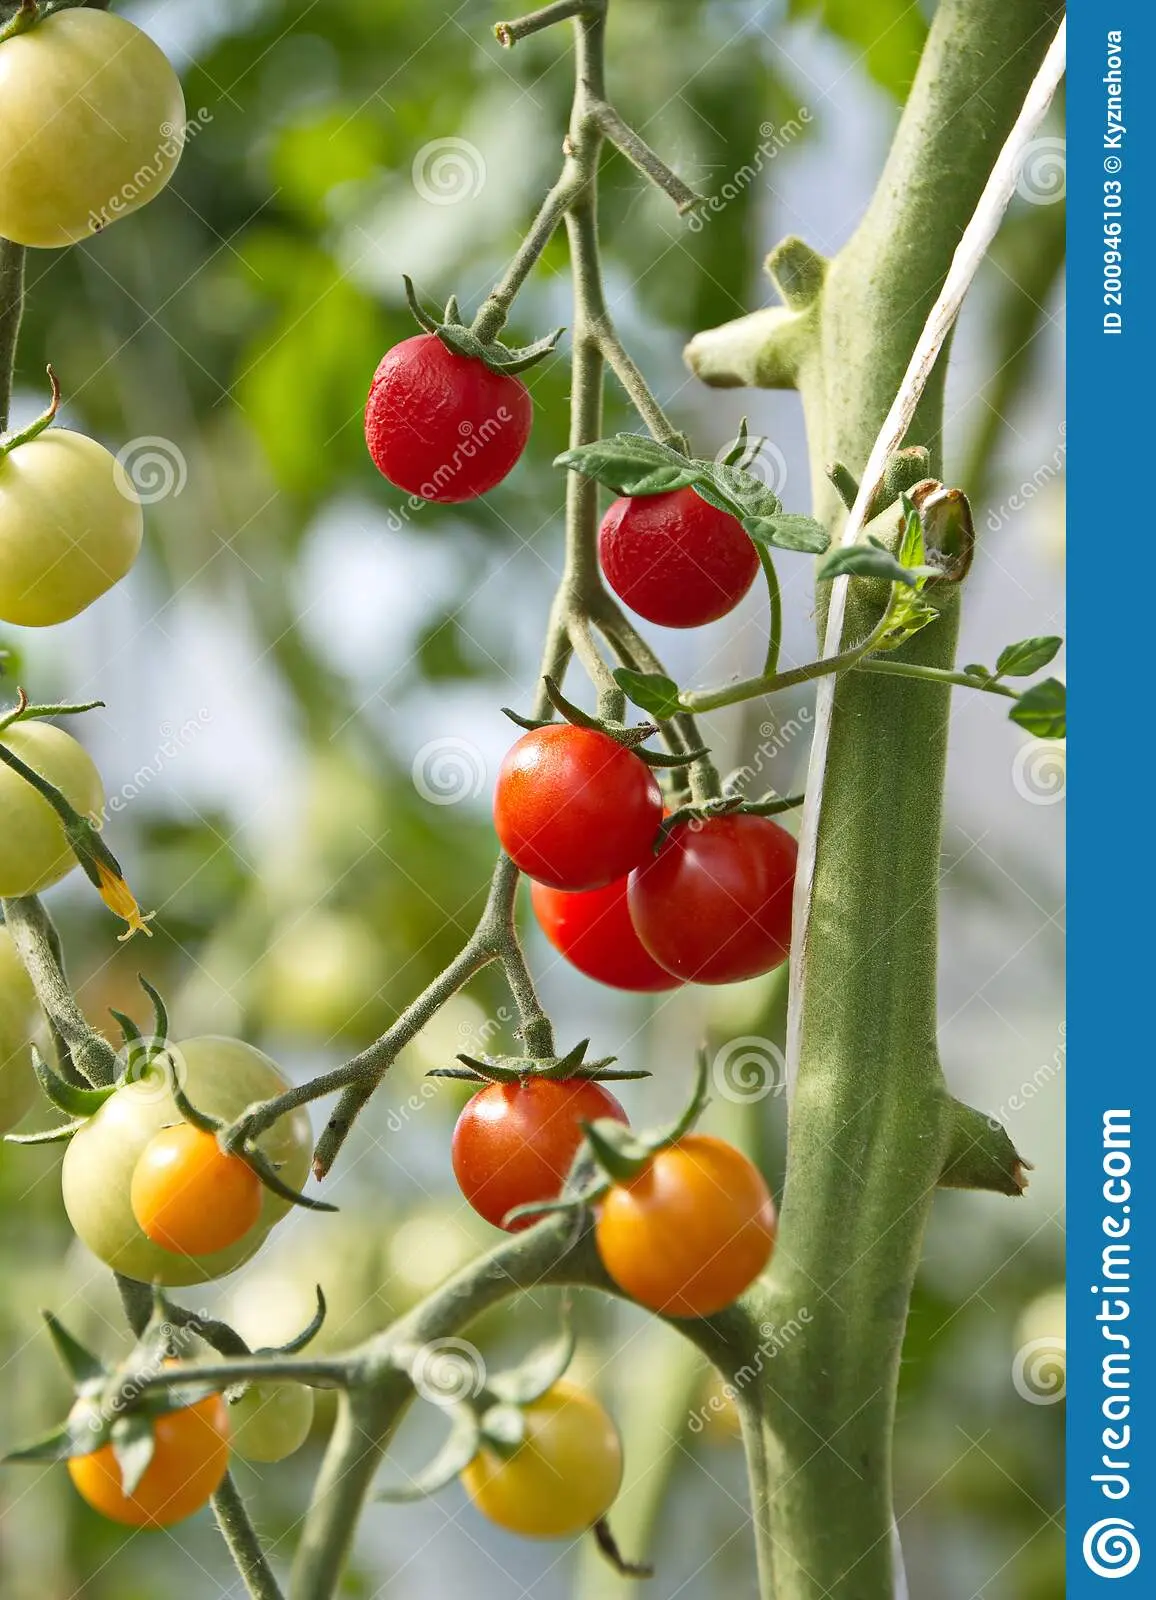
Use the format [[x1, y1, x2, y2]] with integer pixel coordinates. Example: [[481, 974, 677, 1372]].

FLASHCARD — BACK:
[[0, 364, 59, 458], [0, 685, 104, 736], [403, 276, 563, 376], [165, 1070, 337, 1216], [428, 1037, 648, 1086], [0, 0, 40, 46], [4, 1299, 222, 1488], [502, 675, 709, 769]]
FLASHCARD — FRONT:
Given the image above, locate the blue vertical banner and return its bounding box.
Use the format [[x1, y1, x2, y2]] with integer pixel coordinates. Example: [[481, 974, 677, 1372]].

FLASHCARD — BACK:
[[1068, 2, 1151, 1591]]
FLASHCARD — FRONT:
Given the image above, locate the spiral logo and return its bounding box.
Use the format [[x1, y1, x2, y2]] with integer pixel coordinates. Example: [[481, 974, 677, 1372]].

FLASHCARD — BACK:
[[412, 738, 487, 806], [412, 138, 487, 206], [411, 1339, 486, 1406], [712, 1037, 787, 1103], [113, 437, 188, 505], [716, 437, 788, 500], [1016, 136, 1066, 205], [1012, 740, 1066, 806], [118, 1040, 189, 1104], [1011, 1336, 1066, 1404], [1083, 1518, 1140, 1579]]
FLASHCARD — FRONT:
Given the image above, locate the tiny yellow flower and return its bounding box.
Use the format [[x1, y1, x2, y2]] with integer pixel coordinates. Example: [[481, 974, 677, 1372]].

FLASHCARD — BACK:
[[92, 859, 155, 941]]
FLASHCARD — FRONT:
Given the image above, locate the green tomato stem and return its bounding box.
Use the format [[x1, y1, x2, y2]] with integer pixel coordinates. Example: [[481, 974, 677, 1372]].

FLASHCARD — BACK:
[[0, 239, 26, 432], [494, 0, 601, 49]]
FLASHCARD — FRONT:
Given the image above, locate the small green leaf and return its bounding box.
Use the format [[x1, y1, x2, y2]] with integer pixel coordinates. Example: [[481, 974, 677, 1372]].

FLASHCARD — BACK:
[[1009, 679, 1066, 738], [554, 435, 693, 495], [897, 505, 925, 569], [4, 1423, 77, 1466], [817, 545, 922, 586], [702, 462, 781, 519], [611, 668, 683, 721], [995, 636, 1063, 679], [962, 663, 991, 680], [743, 513, 830, 554]]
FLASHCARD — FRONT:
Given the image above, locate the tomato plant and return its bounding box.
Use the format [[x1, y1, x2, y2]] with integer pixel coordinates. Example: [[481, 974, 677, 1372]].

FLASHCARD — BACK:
[[460, 1380, 622, 1539], [229, 1381, 315, 1464], [494, 725, 662, 890], [0, 429, 144, 627], [365, 334, 532, 502], [530, 874, 683, 991], [598, 487, 760, 627], [452, 1076, 628, 1230], [0, 8, 186, 248], [595, 1133, 777, 1317], [131, 1122, 264, 1259], [61, 1038, 312, 1285], [0, 722, 104, 897], [68, 1389, 230, 1527], [628, 814, 797, 983]]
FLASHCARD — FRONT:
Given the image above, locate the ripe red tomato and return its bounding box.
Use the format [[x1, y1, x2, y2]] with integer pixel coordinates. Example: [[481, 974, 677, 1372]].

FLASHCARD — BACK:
[[598, 487, 759, 628], [364, 334, 532, 502], [530, 876, 681, 992], [452, 1078, 628, 1230], [595, 1134, 777, 1317], [627, 814, 796, 983], [131, 1123, 264, 1258], [494, 725, 662, 890], [68, 1387, 230, 1527]]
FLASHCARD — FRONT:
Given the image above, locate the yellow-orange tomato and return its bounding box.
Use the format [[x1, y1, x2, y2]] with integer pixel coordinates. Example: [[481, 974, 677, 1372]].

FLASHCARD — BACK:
[[461, 1380, 622, 1539], [595, 1134, 777, 1318], [68, 1389, 230, 1527], [131, 1123, 263, 1258]]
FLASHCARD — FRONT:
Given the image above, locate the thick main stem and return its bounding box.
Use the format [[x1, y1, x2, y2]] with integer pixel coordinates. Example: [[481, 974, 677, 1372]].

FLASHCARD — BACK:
[[733, 3, 1065, 1595]]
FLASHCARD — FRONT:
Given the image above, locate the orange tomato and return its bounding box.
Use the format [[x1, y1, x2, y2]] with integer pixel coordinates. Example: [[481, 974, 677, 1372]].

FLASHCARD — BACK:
[[68, 1389, 230, 1527], [131, 1123, 262, 1257], [595, 1134, 777, 1318]]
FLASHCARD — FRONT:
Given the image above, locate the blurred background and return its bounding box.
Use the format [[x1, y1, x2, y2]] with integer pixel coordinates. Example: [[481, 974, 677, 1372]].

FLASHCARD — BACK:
[[0, 0, 1064, 1595]]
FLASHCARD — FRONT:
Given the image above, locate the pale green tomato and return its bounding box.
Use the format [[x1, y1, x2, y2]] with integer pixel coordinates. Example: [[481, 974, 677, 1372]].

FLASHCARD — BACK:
[[229, 1215, 397, 1355], [229, 1382, 315, 1464], [0, 722, 104, 897], [0, 1016, 36, 1135], [255, 911, 383, 1040], [61, 1037, 312, 1286], [0, 431, 144, 627], [0, 9, 186, 248], [0, 928, 36, 1016]]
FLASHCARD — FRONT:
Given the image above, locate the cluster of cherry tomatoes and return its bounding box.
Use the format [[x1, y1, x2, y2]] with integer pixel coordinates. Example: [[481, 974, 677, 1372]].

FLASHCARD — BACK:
[[496, 722, 796, 989]]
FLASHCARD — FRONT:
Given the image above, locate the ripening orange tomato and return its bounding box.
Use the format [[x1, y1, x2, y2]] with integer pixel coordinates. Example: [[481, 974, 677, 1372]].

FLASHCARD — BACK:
[[131, 1122, 263, 1258], [68, 1388, 230, 1527], [595, 1134, 777, 1318]]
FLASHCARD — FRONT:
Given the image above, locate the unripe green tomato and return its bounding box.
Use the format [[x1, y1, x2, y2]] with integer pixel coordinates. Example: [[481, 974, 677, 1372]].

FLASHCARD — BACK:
[[254, 911, 384, 1041], [0, 9, 186, 248], [61, 1038, 312, 1286], [230, 1216, 397, 1355], [0, 1014, 36, 1135], [0, 431, 144, 627], [229, 1381, 315, 1464], [0, 722, 104, 897]]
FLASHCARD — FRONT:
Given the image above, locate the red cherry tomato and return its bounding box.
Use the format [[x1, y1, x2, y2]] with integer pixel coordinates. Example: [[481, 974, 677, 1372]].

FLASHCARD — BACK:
[[452, 1078, 628, 1230], [364, 333, 532, 502], [627, 814, 796, 983], [494, 725, 662, 891], [530, 876, 682, 992], [595, 1134, 777, 1317], [598, 487, 759, 628]]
